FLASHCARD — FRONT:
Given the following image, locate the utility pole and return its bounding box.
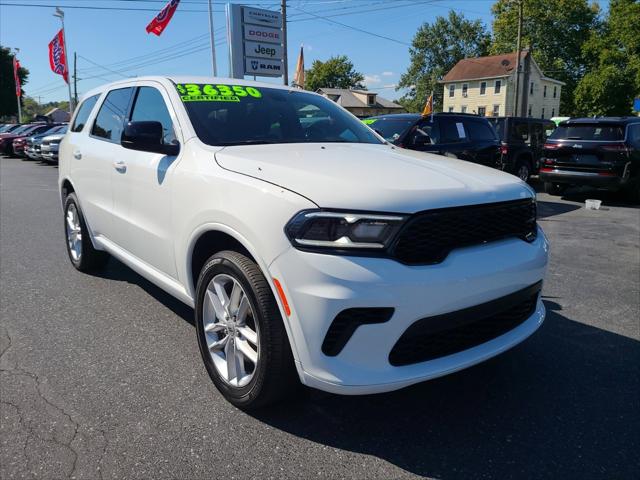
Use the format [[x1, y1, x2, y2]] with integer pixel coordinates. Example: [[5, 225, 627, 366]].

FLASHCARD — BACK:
[[281, 0, 288, 85], [73, 51, 78, 105], [513, 0, 523, 117], [53, 7, 75, 114], [207, 0, 218, 76]]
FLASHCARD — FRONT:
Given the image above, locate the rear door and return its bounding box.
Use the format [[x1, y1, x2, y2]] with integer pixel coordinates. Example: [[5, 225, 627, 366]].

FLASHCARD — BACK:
[[460, 117, 501, 168], [110, 83, 182, 279], [81, 87, 135, 238], [545, 123, 629, 174]]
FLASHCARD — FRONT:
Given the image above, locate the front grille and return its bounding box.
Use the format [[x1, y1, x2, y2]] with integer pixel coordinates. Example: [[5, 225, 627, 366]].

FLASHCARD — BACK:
[[391, 199, 536, 265], [322, 308, 394, 356], [389, 281, 541, 366]]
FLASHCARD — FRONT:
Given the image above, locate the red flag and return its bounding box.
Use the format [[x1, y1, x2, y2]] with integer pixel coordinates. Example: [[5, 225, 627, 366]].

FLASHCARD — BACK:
[[13, 57, 22, 98], [48, 29, 69, 84], [146, 0, 181, 36]]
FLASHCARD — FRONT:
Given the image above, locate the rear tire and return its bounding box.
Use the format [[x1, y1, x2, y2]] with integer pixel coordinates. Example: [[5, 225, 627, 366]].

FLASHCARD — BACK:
[[544, 182, 566, 196], [195, 250, 298, 409], [63, 193, 109, 272]]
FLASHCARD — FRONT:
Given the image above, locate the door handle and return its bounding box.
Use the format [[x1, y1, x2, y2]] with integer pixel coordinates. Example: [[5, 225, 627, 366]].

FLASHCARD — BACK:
[[113, 161, 127, 173], [73, 150, 82, 160]]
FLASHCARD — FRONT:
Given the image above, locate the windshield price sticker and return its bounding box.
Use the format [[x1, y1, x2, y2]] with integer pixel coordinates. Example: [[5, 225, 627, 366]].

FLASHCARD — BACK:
[[176, 84, 263, 102]]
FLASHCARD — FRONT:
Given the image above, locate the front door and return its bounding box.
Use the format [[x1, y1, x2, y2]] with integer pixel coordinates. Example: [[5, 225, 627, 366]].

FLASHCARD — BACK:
[[110, 84, 182, 279]]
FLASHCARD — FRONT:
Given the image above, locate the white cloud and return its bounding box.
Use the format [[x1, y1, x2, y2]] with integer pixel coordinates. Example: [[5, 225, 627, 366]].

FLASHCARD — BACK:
[[364, 74, 382, 86], [383, 84, 397, 89], [382, 71, 394, 76]]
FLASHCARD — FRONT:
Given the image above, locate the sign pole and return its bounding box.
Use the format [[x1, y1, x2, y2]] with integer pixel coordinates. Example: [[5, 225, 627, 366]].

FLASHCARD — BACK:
[[281, 0, 288, 85], [54, 8, 75, 114], [16, 90, 22, 124], [208, 0, 218, 76]]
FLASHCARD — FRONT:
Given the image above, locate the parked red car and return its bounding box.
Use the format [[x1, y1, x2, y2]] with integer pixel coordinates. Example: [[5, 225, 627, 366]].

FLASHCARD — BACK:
[[0, 124, 51, 155]]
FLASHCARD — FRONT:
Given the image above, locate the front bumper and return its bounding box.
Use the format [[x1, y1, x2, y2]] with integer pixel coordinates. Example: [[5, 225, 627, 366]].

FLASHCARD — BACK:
[[269, 226, 549, 394]]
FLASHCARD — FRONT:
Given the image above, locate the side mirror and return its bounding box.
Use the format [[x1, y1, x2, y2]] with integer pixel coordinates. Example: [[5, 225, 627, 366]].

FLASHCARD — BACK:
[[413, 133, 431, 146], [121, 121, 179, 155]]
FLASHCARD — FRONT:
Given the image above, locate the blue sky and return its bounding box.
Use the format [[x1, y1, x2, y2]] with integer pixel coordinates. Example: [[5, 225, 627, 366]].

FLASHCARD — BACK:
[[0, 0, 606, 103]]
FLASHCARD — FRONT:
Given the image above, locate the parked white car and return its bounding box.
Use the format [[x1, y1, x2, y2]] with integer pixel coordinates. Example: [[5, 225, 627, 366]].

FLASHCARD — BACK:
[[59, 77, 548, 408], [41, 127, 68, 163]]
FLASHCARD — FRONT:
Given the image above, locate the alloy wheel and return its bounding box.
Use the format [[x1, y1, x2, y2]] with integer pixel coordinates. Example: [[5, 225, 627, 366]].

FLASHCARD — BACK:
[[65, 204, 82, 262], [202, 274, 259, 387]]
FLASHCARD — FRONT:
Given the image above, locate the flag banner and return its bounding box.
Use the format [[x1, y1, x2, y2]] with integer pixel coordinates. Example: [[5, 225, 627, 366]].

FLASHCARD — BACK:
[[421, 93, 433, 116], [146, 0, 181, 36], [293, 45, 305, 88], [48, 29, 69, 84], [13, 57, 22, 97]]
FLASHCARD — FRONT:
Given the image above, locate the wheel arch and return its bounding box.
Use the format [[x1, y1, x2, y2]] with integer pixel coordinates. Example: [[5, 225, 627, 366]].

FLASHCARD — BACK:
[[185, 224, 303, 368]]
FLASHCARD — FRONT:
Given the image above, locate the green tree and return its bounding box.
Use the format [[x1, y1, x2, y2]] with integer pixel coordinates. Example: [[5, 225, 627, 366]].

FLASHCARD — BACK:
[[305, 55, 365, 92], [0, 45, 29, 119], [397, 11, 490, 113], [490, 0, 599, 115], [574, 0, 640, 116]]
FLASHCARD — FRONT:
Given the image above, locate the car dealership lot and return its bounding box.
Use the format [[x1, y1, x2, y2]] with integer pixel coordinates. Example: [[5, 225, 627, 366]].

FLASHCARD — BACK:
[[1, 157, 638, 479]]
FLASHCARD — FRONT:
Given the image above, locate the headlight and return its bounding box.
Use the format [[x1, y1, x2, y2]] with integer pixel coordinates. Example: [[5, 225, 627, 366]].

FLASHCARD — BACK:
[[285, 210, 407, 251]]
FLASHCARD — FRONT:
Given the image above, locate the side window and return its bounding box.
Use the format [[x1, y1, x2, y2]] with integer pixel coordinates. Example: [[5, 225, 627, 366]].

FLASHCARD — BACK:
[[629, 125, 640, 148], [530, 123, 544, 146], [130, 87, 177, 144], [465, 120, 497, 141], [71, 95, 99, 132], [91, 87, 134, 142], [438, 118, 467, 144], [408, 120, 435, 145], [510, 121, 530, 142]]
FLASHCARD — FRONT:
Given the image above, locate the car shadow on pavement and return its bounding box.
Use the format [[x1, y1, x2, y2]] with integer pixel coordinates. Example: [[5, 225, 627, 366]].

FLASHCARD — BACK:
[[91, 258, 639, 478], [536, 200, 581, 219], [251, 300, 639, 479], [94, 257, 195, 326]]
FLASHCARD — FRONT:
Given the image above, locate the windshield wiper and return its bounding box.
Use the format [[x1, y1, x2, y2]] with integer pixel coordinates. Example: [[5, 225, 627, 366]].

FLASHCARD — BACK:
[[217, 140, 278, 146]]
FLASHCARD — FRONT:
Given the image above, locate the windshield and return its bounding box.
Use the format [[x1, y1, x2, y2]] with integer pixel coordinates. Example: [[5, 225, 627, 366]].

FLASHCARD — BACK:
[[176, 83, 383, 146], [549, 124, 625, 141], [363, 117, 416, 142], [0, 125, 17, 133]]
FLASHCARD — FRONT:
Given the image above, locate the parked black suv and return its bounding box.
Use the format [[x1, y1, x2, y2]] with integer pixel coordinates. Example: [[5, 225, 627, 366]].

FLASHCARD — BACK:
[[364, 113, 501, 169], [539, 117, 640, 200], [487, 116, 556, 182]]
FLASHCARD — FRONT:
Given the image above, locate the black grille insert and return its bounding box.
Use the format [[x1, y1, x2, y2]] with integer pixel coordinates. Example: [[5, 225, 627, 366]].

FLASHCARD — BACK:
[[391, 199, 537, 265], [389, 282, 541, 366], [322, 308, 394, 356]]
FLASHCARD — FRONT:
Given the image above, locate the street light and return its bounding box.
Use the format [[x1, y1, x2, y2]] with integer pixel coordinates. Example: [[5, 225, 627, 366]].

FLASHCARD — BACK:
[[53, 7, 75, 114]]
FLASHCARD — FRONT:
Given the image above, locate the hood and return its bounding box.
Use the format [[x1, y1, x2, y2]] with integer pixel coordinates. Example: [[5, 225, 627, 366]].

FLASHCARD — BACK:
[[42, 134, 65, 142], [215, 143, 533, 213]]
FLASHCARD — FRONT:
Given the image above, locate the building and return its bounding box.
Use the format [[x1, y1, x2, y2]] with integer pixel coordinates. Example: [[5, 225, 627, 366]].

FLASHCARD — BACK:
[[316, 88, 403, 118], [45, 107, 71, 123], [440, 51, 564, 119]]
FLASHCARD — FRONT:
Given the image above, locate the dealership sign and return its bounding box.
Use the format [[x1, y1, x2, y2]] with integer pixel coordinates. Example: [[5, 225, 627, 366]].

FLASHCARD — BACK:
[[227, 4, 285, 78]]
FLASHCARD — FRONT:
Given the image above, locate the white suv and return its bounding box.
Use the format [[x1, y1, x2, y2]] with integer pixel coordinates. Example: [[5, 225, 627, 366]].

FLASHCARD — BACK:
[[59, 77, 548, 408]]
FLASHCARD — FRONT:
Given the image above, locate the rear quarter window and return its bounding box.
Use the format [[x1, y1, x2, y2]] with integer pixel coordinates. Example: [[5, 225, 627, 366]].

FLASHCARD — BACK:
[[71, 94, 100, 132]]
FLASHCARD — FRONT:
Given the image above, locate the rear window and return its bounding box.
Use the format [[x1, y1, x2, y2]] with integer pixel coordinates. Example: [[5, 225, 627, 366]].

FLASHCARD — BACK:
[[549, 124, 625, 141]]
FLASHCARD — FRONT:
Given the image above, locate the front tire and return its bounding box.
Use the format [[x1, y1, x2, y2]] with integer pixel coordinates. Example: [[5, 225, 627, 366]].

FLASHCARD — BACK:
[[63, 193, 109, 272], [195, 250, 298, 409]]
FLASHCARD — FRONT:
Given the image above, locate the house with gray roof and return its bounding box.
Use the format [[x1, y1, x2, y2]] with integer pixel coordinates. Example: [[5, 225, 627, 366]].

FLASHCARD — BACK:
[[316, 88, 403, 118]]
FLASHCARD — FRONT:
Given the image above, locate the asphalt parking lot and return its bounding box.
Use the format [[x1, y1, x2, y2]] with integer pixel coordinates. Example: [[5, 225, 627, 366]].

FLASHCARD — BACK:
[[1, 156, 638, 479]]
